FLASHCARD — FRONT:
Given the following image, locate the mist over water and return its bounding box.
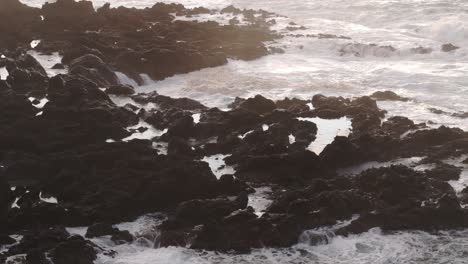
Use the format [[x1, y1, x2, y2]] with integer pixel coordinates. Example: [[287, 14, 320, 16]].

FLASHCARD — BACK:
[[19, 0, 468, 263]]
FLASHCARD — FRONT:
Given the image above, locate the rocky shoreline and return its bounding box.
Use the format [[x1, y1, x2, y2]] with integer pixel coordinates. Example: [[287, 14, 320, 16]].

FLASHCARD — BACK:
[[1, 0, 468, 263]]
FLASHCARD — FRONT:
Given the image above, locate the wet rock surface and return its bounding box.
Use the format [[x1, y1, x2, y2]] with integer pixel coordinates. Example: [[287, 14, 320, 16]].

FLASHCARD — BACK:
[[1, 0, 468, 258], [0, 0, 279, 85]]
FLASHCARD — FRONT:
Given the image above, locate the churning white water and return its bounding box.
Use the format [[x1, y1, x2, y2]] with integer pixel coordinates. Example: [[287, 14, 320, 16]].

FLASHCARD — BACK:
[[19, 0, 468, 262]]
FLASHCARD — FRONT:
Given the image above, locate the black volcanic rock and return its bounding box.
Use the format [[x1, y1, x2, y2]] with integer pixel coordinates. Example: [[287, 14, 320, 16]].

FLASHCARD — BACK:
[[230, 95, 277, 115], [111, 230, 134, 244], [50, 236, 97, 264], [0, 0, 40, 49], [425, 163, 462, 181], [441, 43, 460, 52], [370, 91, 409, 102], [174, 194, 248, 226], [133, 92, 207, 111], [320, 136, 364, 168], [275, 97, 310, 113], [69, 54, 117, 88], [8, 226, 70, 256], [0, 175, 10, 234], [106, 84, 135, 96], [85, 223, 118, 238], [189, 208, 303, 252]]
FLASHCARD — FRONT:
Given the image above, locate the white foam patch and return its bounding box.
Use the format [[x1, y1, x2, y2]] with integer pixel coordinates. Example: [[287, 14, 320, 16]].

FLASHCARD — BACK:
[[299, 215, 360, 246], [116, 71, 139, 87], [0, 67, 8, 80], [247, 186, 272, 217], [139, 74, 154, 85], [11, 197, 20, 209], [27, 50, 67, 77], [288, 134, 296, 144], [39, 191, 58, 204], [115, 213, 166, 237], [425, 14, 468, 46], [298, 117, 352, 155], [30, 39, 41, 49], [445, 155, 468, 194], [28, 97, 49, 109], [238, 130, 253, 139], [5, 254, 27, 264], [192, 113, 201, 124], [201, 154, 235, 179], [66, 226, 88, 237], [123, 120, 167, 142], [88, 226, 468, 264]]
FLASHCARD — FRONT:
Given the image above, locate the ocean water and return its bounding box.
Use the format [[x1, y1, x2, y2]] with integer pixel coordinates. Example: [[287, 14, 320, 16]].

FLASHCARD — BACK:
[[17, 0, 468, 263]]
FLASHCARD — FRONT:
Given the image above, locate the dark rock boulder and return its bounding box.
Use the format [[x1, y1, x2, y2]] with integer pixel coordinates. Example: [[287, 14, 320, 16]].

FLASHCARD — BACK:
[[231, 149, 323, 184], [133, 92, 207, 111], [167, 137, 195, 157], [0, 174, 11, 234], [159, 193, 249, 248], [425, 163, 462, 181], [380, 116, 422, 137], [41, 0, 97, 32], [174, 193, 248, 226], [320, 136, 364, 168], [370, 91, 409, 102], [8, 227, 70, 256], [111, 230, 134, 244], [401, 126, 467, 152], [26, 248, 50, 264], [85, 223, 117, 238], [32, 142, 225, 225], [4, 54, 49, 97], [69, 54, 117, 88], [165, 115, 195, 139], [338, 193, 468, 235], [0, 0, 40, 49], [275, 97, 310, 113], [106, 84, 135, 96], [190, 208, 303, 252], [50, 236, 97, 264], [0, 235, 16, 247], [441, 43, 460, 52], [231, 95, 276, 115], [7, 68, 48, 97]]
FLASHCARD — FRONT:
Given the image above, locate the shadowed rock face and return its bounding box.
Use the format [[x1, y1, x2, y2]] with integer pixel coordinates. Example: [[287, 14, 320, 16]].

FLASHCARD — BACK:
[[0, 174, 10, 234], [0, 0, 279, 86], [0, 0, 41, 49]]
